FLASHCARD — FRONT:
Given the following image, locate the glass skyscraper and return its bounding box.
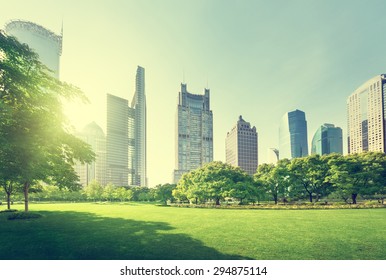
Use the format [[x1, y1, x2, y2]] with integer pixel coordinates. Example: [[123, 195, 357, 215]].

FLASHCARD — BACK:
[[279, 109, 308, 159], [106, 66, 147, 187], [311, 123, 343, 155], [5, 20, 62, 79], [226, 116, 258, 175], [131, 66, 147, 187], [347, 74, 386, 153], [173, 84, 213, 183]]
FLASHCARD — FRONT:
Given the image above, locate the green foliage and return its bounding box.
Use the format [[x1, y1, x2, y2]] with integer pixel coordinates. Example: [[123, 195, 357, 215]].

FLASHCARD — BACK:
[[0, 209, 18, 213], [154, 183, 176, 205], [0, 31, 95, 211]]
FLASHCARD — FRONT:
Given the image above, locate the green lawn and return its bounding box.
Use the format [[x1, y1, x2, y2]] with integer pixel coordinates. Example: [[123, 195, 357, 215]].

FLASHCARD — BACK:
[[0, 203, 385, 260]]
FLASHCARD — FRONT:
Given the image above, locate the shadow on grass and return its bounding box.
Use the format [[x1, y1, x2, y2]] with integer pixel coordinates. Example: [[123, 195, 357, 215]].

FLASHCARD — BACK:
[[0, 210, 249, 260]]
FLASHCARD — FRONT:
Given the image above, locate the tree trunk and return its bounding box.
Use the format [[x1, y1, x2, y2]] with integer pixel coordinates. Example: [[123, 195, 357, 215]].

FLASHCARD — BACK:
[[215, 198, 220, 206], [274, 195, 278, 205], [195, 197, 198, 205], [6, 192, 11, 210], [309, 192, 313, 203], [24, 181, 30, 212], [352, 193, 357, 204]]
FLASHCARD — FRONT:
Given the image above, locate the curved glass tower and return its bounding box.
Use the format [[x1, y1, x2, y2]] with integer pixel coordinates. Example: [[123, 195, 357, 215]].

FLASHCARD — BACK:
[[279, 109, 308, 159], [5, 20, 62, 79], [311, 123, 343, 155]]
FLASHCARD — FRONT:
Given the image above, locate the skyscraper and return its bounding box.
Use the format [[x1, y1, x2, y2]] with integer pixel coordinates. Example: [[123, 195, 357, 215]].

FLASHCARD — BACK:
[[131, 66, 147, 186], [75, 122, 107, 186], [279, 109, 308, 159], [267, 148, 279, 164], [106, 66, 147, 187], [347, 74, 386, 153], [226, 116, 258, 175], [311, 123, 343, 155], [106, 94, 129, 187], [174, 84, 213, 183], [5, 20, 62, 79]]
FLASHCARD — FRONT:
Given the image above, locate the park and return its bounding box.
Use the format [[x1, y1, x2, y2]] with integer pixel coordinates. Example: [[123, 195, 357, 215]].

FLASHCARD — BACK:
[[1, 202, 385, 260]]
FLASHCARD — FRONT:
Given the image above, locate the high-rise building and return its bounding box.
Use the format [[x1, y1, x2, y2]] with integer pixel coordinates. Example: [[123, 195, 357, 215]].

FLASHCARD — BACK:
[[75, 122, 107, 186], [173, 83, 213, 183], [311, 123, 343, 155], [267, 148, 279, 164], [225, 116, 258, 175], [347, 74, 386, 153], [279, 109, 308, 159], [106, 94, 129, 187], [5, 20, 62, 79], [131, 66, 147, 186], [106, 66, 147, 187]]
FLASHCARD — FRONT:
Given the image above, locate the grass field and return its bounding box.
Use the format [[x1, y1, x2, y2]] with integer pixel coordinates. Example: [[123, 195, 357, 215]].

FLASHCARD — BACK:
[[0, 203, 385, 260]]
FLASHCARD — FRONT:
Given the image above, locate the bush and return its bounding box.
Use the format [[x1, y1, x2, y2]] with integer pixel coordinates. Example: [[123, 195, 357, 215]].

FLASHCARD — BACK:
[[7, 212, 42, 220]]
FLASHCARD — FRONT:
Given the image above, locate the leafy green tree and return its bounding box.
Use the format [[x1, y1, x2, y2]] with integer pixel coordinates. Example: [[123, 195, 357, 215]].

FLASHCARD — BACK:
[[155, 183, 176, 205], [83, 180, 103, 201], [102, 183, 116, 202], [254, 159, 291, 204], [288, 154, 333, 202], [328, 152, 385, 204], [173, 170, 204, 204], [0, 31, 94, 211]]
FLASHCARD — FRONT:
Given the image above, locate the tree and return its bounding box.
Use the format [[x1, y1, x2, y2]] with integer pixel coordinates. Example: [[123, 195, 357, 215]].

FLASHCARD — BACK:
[[102, 183, 116, 202], [0, 31, 94, 211], [155, 183, 176, 205], [288, 154, 333, 202], [83, 180, 103, 201], [328, 152, 385, 204], [254, 159, 290, 204]]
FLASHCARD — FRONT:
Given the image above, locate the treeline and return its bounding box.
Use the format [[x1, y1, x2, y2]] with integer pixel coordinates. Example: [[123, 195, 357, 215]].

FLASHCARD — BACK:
[[0, 182, 176, 207], [173, 152, 386, 205]]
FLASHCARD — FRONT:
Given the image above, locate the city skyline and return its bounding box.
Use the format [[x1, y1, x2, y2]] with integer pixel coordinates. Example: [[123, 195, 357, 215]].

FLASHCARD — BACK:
[[2, 1, 386, 185]]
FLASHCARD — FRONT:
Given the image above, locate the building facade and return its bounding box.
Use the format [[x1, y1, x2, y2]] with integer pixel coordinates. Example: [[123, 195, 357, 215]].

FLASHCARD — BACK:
[[75, 122, 107, 186], [173, 84, 213, 183], [131, 66, 147, 186], [5, 20, 62, 79], [279, 109, 308, 159], [311, 123, 343, 155], [225, 116, 258, 175], [106, 66, 147, 187], [347, 74, 386, 153], [106, 94, 129, 186]]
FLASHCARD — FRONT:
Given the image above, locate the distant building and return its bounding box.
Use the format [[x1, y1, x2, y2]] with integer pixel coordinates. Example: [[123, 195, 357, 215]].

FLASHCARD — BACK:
[[267, 148, 279, 164], [279, 109, 308, 159], [226, 116, 258, 175], [173, 83, 213, 183], [106, 94, 129, 187], [347, 74, 386, 153], [5, 20, 62, 79], [106, 66, 147, 187], [311, 124, 343, 155], [75, 122, 106, 186]]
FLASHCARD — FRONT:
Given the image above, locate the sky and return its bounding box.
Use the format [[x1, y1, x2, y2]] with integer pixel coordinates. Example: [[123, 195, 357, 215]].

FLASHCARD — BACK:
[[2, 0, 386, 186]]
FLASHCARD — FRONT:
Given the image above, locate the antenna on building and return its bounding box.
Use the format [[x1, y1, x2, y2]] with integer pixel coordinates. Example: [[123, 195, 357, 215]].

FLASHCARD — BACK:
[[60, 18, 63, 37], [182, 69, 185, 83]]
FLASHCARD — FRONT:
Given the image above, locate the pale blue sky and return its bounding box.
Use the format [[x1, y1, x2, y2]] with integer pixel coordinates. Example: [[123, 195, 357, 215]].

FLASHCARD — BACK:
[[2, 0, 386, 186]]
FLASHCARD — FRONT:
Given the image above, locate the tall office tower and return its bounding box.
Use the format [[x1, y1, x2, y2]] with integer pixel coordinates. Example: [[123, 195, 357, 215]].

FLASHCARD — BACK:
[[173, 84, 213, 183], [279, 109, 308, 159], [106, 94, 129, 186], [74, 122, 107, 186], [267, 148, 279, 164], [5, 20, 62, 79], [347, 74, 386, 153], [225, 116, 258, 175], [131, 66, 147, 186], [311, 123, 343, 155]]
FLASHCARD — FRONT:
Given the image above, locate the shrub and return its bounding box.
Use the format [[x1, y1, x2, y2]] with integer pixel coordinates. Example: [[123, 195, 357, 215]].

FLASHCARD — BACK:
[[7, 212, 42, 220]]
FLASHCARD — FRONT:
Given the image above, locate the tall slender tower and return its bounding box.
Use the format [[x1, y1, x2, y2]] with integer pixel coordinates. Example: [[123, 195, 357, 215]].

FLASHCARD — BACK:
[[173, 84, 213, 183], [347, 74, 386, 153], [131, 66, 147, 186], [5, 20, 62, 79], [279, 109, 308, 159], [225, 116, 258, 175]]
